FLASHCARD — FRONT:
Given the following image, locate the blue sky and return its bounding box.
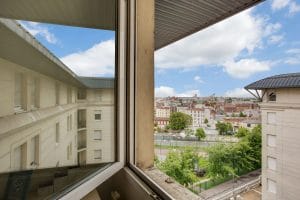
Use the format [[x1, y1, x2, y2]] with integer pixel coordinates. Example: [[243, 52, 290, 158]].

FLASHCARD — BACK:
[[20, 0, 300, 97]]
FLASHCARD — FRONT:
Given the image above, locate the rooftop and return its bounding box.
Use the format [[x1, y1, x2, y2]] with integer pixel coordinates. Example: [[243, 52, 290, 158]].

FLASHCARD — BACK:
[[245, 73, 300, 90]]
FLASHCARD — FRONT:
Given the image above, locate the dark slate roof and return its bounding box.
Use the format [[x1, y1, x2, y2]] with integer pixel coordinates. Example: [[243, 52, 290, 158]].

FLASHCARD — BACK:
[[78, 77, 114, 89], [245, 73, 300, 90]]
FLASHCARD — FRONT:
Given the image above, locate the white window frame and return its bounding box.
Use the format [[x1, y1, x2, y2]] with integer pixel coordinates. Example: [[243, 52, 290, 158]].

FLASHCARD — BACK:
[[61, 1, 126, 199]]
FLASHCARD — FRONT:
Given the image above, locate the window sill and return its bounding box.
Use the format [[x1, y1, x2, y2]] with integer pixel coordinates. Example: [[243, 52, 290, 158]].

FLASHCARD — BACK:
[[60, 162, 123, 200], [143, 167, 200, 200]]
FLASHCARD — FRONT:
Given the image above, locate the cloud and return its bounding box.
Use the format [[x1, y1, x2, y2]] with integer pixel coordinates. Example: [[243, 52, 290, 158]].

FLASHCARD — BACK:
[[19, 21, 58, 44], [155, 9, 265, 70], [194, 76, 204, 83], [61, 40, 115, 76], [285, 48, 300, 65], [225, 88, 252, 98], [223, 59, 272, 79], [268, 34, 284, 44], [155, 86, 200, 97], [155, 9, 281, 78], [271, 0, 300, 15]]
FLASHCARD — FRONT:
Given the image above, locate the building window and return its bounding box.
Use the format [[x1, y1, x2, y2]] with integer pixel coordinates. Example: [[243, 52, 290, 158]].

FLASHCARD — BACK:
[[30, 135, 39, 167], [30, 77, 39, 109], [13, 143, 27, 170], [267, 134, 276, 147], [267, 112, 276, 125], [67, 87, 72, 103], [77, 89, 87, 100], [67, 143, 72, 160], [268, 92, 276, 102], [267, 156, 276, 171], [95, 90, 102, 101], [55, 82, 60, 105], [67, 114, 73, 131], [14, 72, 24, 112], [55, 123, 60, 144], [267, 178, 277, 194], [94, 150, 102, 160], [94, 130, 102, 140], [95, 110, 102, 120]]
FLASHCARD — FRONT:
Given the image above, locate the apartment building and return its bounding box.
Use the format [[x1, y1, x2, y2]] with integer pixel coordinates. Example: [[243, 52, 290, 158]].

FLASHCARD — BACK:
[[245, 73, 300, 200], [177, 107, 207, 128], [0, 20, 114, 173]]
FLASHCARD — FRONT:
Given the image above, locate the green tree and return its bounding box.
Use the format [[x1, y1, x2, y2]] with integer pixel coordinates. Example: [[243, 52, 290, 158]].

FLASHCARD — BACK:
[[235, 127, 250, 138], [239, 112, 247, 117], [204, 118, 209, 124], [216, 122, 233, 135], [169, 112, 192, 130], [195, 128, 206, 141], [159, 147, 198, 185], [244, 125, 262, 168]]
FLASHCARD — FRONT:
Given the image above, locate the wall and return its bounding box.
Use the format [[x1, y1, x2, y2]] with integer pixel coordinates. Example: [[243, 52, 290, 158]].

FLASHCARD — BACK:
[[0, 57, 115, 173], [261, 88, 300, 200]]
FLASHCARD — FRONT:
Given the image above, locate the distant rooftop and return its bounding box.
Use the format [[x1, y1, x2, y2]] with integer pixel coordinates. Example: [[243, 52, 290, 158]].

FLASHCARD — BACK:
[[245, 73, 300, 90]]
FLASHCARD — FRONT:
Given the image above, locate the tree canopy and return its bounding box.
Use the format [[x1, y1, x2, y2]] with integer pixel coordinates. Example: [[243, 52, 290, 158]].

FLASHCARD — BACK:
[[158, 148, 198, 185], [195, 128, 206, 141], [216, 121, 233, 135], [235, 127, 250, 138], [169, 112, 192, 130]]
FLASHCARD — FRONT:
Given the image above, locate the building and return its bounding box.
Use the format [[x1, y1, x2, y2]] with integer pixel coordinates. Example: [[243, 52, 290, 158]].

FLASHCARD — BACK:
[[0, 19, 115, 173], [245, 73, 300, 200]]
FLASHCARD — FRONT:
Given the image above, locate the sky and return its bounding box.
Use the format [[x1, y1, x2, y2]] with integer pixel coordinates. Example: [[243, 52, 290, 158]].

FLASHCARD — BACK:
[[19, 0, 300, 98]]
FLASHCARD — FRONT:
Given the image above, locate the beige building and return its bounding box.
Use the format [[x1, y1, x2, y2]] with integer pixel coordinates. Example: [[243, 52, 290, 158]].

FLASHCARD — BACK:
[[0, 19, 115, 173], [245, 73, 300, 200]]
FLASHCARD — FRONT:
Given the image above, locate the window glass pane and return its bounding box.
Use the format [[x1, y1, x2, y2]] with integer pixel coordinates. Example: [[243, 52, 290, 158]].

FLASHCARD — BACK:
[[0, 1, 117, 198]]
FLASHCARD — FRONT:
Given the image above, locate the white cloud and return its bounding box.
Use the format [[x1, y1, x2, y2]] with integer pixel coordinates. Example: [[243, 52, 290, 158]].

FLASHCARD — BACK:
[[61, 40, 115, 77], [285, 48, 300, 65], [223, 59, 272, 79], [19, 21, 58, 44], [194, 75, 204, 83], [155, 9, 281, 78], [271, 0, 290, 10], [155, 86, 200, 97], [271, 0, 300, 15], [225, 88, 252, 98], [155, 9, 265, 70], [268, 34, 284, 44]]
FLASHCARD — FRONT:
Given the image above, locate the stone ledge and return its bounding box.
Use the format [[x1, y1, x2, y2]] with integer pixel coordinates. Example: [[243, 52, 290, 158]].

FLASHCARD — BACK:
[[144, 167, 201, 200]]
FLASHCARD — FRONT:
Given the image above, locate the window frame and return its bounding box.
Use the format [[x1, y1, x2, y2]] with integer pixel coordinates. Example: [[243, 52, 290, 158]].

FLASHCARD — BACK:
[[60, 0, 127, 199]]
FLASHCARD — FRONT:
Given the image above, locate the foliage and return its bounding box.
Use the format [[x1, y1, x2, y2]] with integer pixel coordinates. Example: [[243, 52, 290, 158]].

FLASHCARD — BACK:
[[158, 147, 199, 185], [185, 128, 194, 136], [204, 118, 209, 124], [195, 128, 206, 141], [235, 127, 250, 138], [239, 112, 247, 117], [216, 122, 233, 135], [207, 125, 262, 179], [169, 112, 192, 130]]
